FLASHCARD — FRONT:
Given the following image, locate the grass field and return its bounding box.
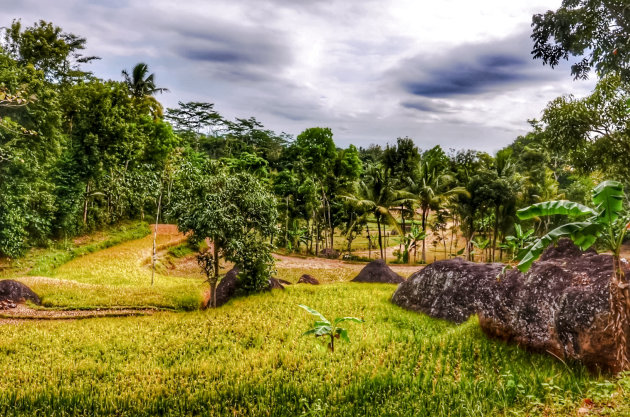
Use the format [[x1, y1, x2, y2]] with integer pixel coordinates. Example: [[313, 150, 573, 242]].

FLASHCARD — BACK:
[[1, 225, 630, 416], [2, 284, 629, 416]]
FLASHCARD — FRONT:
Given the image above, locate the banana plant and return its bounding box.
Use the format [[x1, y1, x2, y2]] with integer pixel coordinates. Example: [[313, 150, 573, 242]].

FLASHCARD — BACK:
[[298, 305, 364, 352], [504, 224, 536, 261], [516, 180, 630, 371]]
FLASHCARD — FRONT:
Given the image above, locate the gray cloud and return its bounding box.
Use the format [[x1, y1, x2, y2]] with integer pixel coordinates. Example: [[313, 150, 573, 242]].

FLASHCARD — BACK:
[[395, 32, 561, 98]]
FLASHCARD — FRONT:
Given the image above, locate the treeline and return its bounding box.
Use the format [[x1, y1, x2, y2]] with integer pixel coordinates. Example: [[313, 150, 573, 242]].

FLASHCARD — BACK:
[[1, 19, 629, 262]]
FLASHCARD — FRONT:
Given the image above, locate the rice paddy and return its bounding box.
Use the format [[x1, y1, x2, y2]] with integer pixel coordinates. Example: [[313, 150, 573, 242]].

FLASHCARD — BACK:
[[1, 225, 629, 416]]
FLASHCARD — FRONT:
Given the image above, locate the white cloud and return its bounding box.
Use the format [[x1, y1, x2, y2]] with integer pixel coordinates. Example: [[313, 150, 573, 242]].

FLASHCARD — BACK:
[[1, 0, 595, 152]]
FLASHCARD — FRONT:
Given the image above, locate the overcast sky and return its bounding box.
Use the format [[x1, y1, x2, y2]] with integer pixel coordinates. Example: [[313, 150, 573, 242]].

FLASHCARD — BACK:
[[1, 0, 596, 152]]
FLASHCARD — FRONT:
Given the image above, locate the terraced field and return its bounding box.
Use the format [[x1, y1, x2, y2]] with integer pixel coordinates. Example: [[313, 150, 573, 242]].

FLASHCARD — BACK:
[[1, 225, 629, 416]]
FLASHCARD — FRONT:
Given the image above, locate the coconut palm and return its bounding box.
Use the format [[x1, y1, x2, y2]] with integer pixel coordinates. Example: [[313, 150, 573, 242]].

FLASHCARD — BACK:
[[122, 62, 169, 118], [122, 62, 169, 97], [403, 158, 468, 264], [346, 164, 401, 259]]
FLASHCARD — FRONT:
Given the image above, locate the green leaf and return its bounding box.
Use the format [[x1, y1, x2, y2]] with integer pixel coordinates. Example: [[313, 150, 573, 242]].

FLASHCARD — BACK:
[[313, 325, 332, 336], [298, 305, 330, 325], [333, 317, 364, 325], [592, 180, 624, 226], [337, 328, 350, 343], [516, 200, 596, 220], [517, 222, 599, 272]]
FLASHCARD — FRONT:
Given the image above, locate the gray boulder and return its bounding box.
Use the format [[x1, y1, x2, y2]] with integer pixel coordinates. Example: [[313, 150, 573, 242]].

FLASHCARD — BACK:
[[392, 239, 629, 372]]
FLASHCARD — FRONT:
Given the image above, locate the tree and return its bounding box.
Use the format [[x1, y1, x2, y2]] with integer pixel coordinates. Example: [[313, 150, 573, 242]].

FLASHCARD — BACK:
[[532, 0, 630, 80], [405, 146, 466, 263], [170, 164, 278, 307], [122, 62, 168, 118], [517, 180, 630, 371], [538, 75, 630, 179], [348, 164, 400, 259], [122, 62, 169, 98], [2, 19, 98, 81]]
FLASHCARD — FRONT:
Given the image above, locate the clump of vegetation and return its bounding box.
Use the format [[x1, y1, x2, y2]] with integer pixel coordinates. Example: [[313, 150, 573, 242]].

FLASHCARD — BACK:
[[171, 164, 277, 307], [517, 180, 630, 371], [299, 304, 363, 352]]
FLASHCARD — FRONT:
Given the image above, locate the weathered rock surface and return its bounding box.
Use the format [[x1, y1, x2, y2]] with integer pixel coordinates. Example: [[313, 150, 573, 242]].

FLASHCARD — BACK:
[[213, 268, 241, 307], [352, 259, 405, 284], [211, 268, 285, 308], [392, 239, 629, 372], [0, 280, 41, 306], [267, 277, 285, 290], [297, 274, 319, 285]]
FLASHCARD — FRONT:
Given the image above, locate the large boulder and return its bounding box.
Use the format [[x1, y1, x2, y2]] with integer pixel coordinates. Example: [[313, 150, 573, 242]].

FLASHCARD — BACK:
[[392, 239, 629, 372], [210, 268, 285, 308], [213, 268, 241, 307], [0, 280, 41, 305], [352, 259, 405, 284], [298, 274, 319, 285]]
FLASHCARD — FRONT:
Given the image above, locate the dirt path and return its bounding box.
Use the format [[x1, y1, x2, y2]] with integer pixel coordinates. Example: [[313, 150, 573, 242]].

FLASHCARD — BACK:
[[0, 304, 156, 324], [273, 253, 423, 275]]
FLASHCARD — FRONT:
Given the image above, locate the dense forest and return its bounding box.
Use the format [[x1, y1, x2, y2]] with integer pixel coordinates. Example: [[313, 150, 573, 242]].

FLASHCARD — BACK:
[[1, 17, 629, 277]]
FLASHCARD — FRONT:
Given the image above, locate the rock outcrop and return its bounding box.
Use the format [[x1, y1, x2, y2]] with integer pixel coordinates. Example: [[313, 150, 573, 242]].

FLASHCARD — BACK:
[[297, 274, 319, 285], [352, 259, 405, 284], [211, 268, 285, 308], [392, 239, 629, 372], [0, 280, 41, 306]]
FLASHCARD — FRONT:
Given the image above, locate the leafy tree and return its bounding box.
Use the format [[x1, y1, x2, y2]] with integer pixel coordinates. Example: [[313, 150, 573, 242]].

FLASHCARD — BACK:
[[517, 180, 630, 370], [532, 0, 630, 80], [2, 19, 98, 81], [539, 75, 630, 179], [122, 62, 168, 118], [405, 146, 466, 263], [171, 164, 278, 307]]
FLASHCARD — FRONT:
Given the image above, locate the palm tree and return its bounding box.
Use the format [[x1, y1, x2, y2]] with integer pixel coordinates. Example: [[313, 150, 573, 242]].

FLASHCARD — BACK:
[[346, 164, 400, 259], [404, 160, 467, 263], [122, 62, 169, 118], [122, 62, 169, 97]]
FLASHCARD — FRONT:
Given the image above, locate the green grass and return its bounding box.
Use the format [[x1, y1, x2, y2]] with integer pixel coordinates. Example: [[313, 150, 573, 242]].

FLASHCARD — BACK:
[[0, 284, 628, 416], [12, 226, 204, 311], [0, 221, 151, 278], [2, 224, 630, 415]]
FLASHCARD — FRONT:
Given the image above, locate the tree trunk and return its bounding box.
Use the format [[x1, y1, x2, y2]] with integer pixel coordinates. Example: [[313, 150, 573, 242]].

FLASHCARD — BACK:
[[151, 191, 162, 286], [611, 253, 630, 370], [492, 206, 499, 262], [421, 207, 428, 264], [376, 216, 383, 259], [366, 223, 372, 259], [212, 243, 220, 308], [83, 181, 90, 225], [285, 196, 289, 247], [315, 221, 320, 256]]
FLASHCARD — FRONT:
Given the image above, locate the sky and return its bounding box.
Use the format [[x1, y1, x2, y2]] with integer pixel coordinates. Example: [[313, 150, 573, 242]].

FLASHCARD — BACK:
[[1, 0, 596, 152]]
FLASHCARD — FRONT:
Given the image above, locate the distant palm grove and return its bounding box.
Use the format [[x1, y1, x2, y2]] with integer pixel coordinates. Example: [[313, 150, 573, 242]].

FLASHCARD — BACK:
[[1, 18, 629, 268]]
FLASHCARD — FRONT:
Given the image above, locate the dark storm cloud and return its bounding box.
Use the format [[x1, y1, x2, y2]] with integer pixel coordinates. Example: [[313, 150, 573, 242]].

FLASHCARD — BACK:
[[163, 18, 292, 82], [396, 33, 561, 98], [401, 98, 456, 113]]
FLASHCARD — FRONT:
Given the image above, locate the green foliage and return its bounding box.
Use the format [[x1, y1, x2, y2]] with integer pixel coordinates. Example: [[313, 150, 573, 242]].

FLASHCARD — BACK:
[[171, 165, 278, 297], [298, 304, 364, 352], [531, 0, 630, 80], [517, 180, 629, 272]]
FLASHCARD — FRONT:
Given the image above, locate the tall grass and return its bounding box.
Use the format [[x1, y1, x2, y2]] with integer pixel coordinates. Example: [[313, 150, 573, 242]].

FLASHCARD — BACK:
[[0, 284, 627, 416]]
